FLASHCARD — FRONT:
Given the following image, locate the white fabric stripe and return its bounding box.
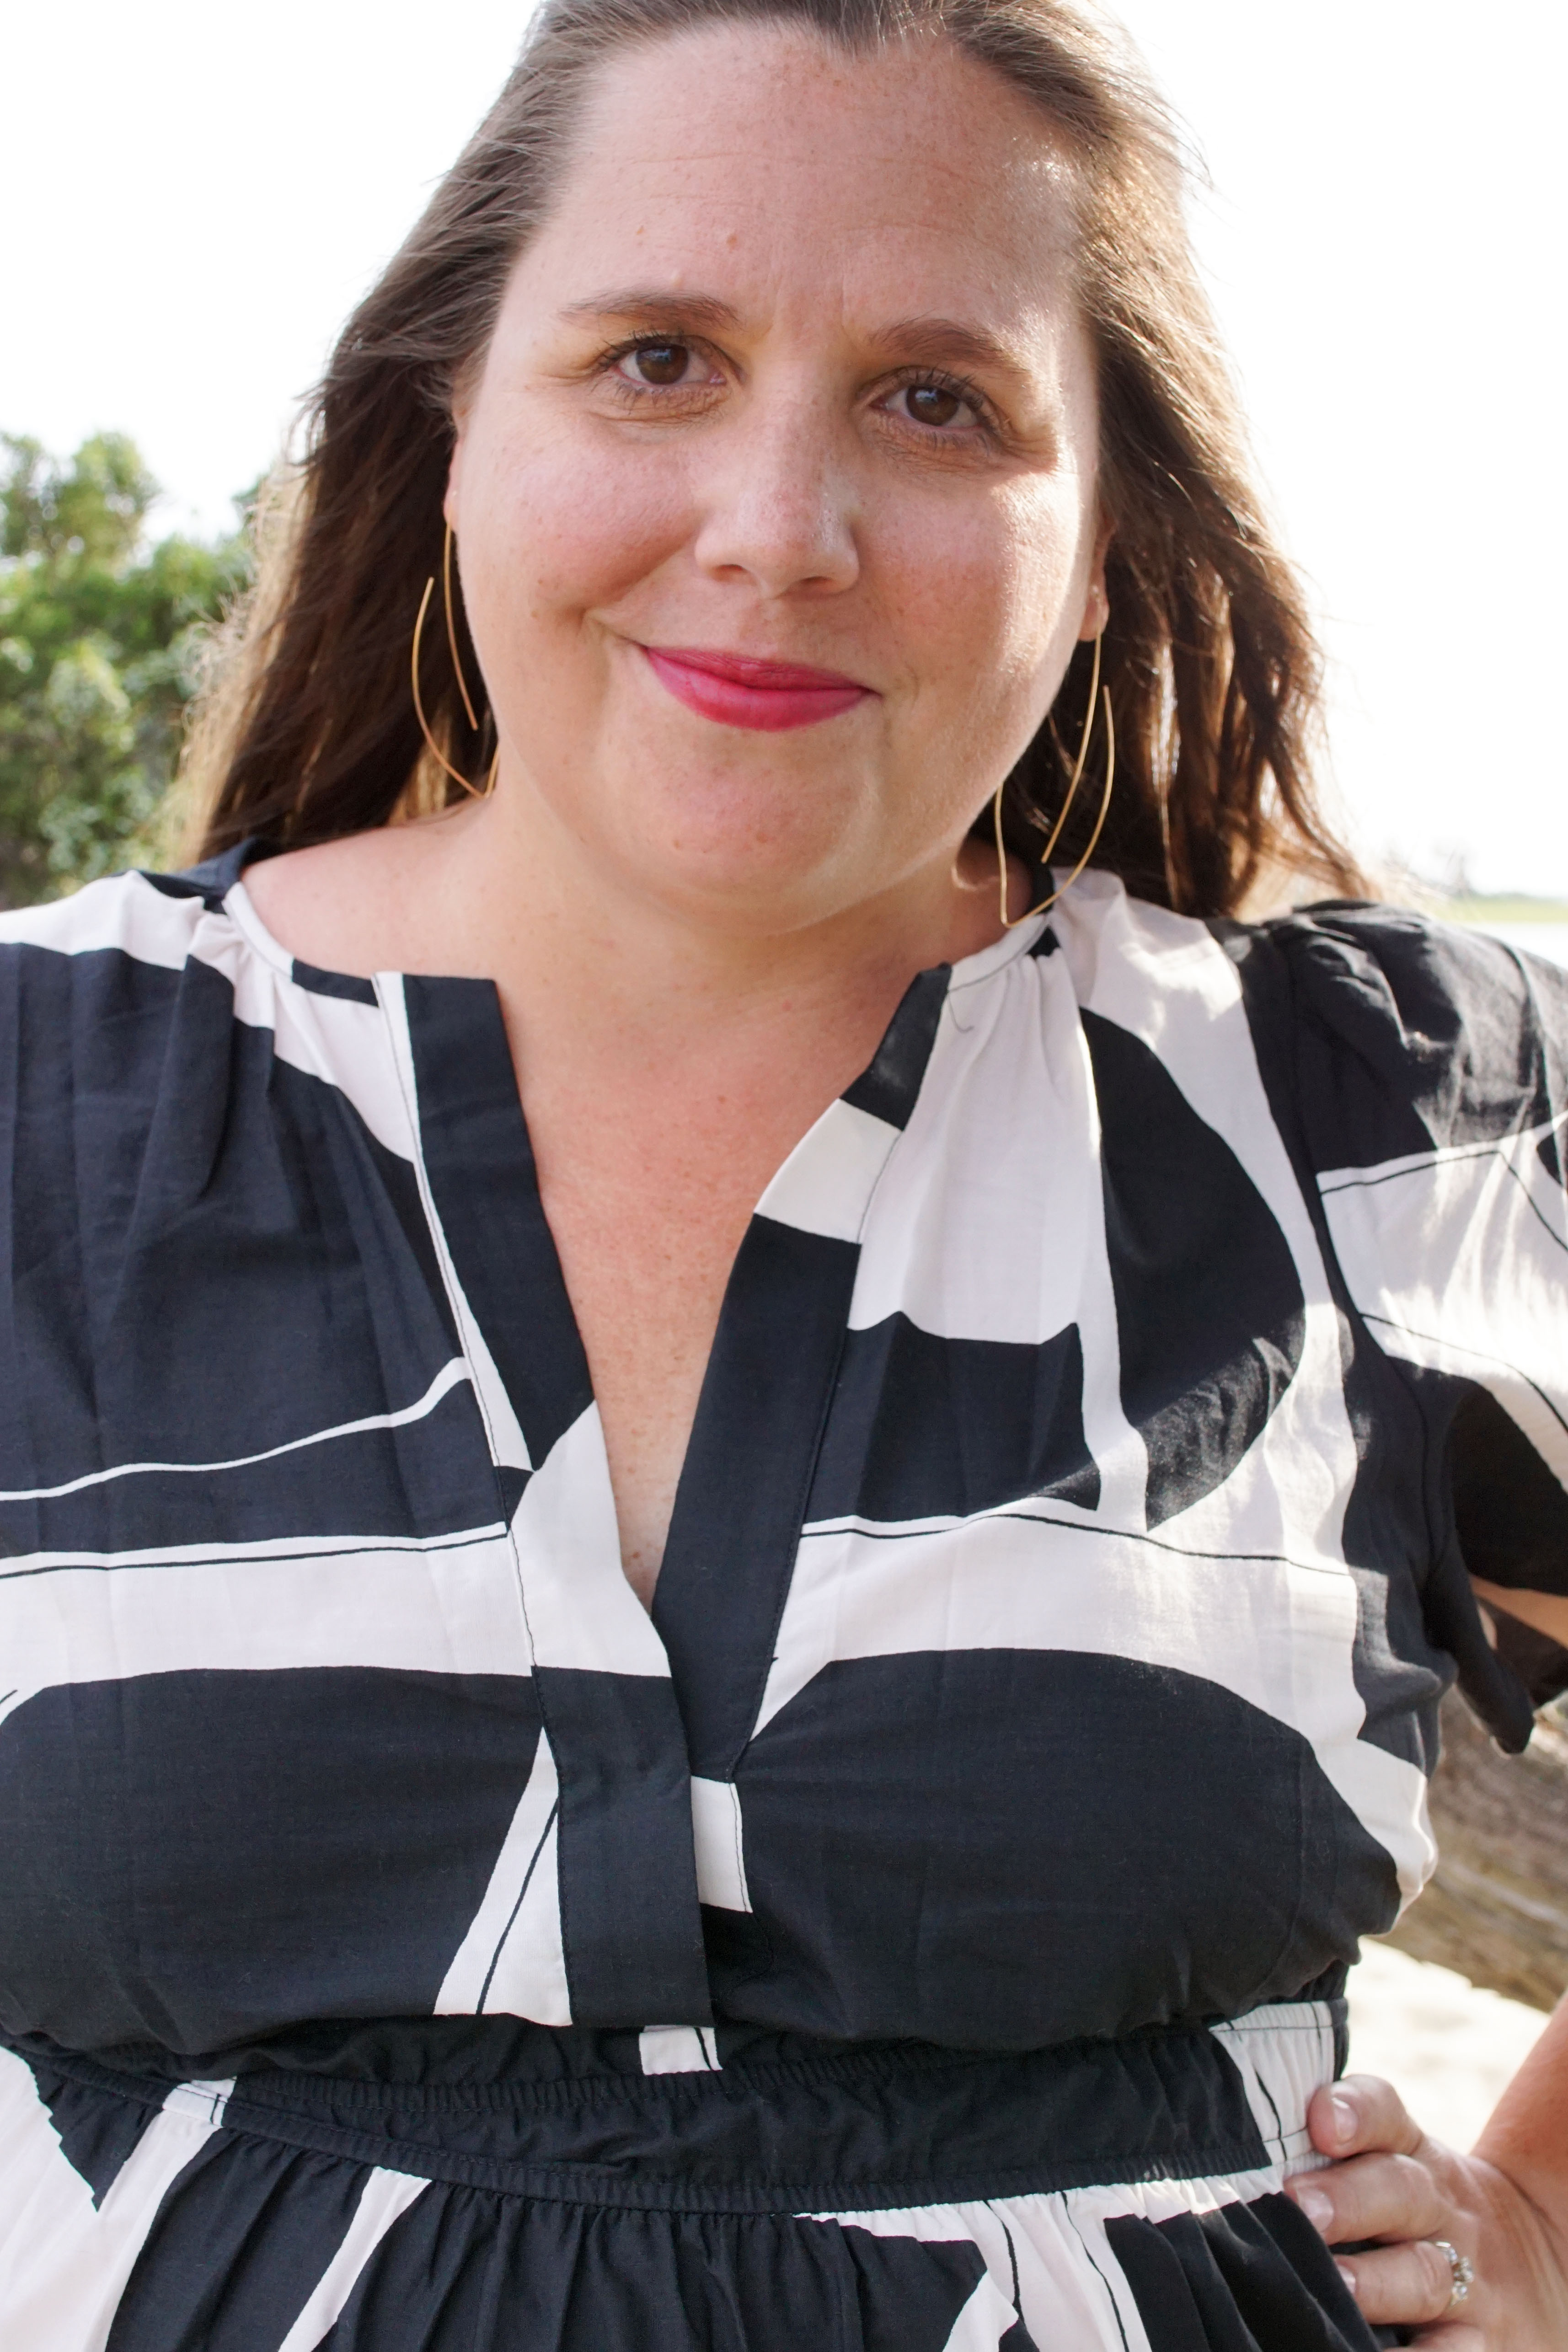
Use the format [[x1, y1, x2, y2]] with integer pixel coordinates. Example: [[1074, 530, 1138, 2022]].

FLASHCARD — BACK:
[[274, 2168, 431, 2352], [378, 972, 532, 1474], [1209, 2000, 1338, 2174], [0, 869, 204, 967], [756, 1099, 902, 1243], [0, 1360, 471, 1503], [1317, 1111, 1568, 1196], [0, 2045, 225, 2352], [845, 939, 1148, 1526], [637, 2025, 720, 2073], [221, 916, 413, 1161], [161, 2077, 235, 2126], [507, 1404, 669, 1676], [436, 1726, 570, 2024], [808, 2197, 1151, 2352], [0, 1532, 533, 1725], [1321, 1121, 1568, 1489], [690, 1776, 751, 1912], [754, 1510, 1433, 1897], [941, 2271, 1027, 2350], [0, 1526, 505, 1577]]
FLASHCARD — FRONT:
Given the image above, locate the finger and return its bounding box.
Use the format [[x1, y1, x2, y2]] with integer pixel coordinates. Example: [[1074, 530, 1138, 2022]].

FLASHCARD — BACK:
[[1306, 2073, 1425, 2159], [1338, 2237, 1460, 2327], [1408, 2328, 1483, 2352], [1287, 2151, 1445, 2245]]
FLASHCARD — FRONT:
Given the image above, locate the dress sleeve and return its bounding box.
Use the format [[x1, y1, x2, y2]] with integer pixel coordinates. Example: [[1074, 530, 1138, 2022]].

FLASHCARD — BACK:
[[1262, 902, 1568, 1741]]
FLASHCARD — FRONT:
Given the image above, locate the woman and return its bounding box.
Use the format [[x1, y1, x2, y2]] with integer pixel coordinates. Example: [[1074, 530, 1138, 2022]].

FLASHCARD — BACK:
[[1, 0, 1566, 2343]]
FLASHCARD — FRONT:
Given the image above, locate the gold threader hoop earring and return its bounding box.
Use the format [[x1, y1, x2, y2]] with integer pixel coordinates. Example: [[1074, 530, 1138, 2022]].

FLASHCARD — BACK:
[[411, 524, 499, 801], [994, 626, 1116, 931]]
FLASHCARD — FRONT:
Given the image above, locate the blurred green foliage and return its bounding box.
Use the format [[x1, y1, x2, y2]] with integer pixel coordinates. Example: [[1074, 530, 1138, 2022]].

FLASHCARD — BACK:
[[0, 434, 249, 905]]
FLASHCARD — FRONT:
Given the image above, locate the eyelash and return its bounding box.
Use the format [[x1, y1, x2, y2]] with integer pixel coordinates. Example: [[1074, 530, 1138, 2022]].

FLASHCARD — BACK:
[[594, 337, 1003, 443]]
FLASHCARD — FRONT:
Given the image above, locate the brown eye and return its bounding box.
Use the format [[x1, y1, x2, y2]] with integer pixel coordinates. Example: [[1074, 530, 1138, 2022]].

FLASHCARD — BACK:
[[624, 342, 692, 386], [902, 384, 966, 429]]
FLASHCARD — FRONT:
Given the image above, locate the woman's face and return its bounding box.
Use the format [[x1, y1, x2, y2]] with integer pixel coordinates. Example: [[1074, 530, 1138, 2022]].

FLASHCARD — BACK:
[[447, 23, 1106, 935]]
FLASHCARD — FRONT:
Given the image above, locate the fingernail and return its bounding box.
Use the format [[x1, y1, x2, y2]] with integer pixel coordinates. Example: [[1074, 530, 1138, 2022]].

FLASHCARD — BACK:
[[1336, 2261, 1359, 2299], [1294, 2184, 1333, 2229], [1329, 2093, 1357, 2142]]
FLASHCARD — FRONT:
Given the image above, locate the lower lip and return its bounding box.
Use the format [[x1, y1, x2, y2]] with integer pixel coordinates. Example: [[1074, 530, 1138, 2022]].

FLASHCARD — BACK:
[[642, 648, 871, 732]]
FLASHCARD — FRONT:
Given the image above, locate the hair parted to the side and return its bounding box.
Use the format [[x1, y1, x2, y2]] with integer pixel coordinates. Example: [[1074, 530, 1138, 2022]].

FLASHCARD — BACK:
[[187, 0, 1365, 916]]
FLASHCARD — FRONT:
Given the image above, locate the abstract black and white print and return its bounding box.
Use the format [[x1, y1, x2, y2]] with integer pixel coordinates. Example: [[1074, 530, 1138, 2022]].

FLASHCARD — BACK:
[[0, 849, 1562, 2347]]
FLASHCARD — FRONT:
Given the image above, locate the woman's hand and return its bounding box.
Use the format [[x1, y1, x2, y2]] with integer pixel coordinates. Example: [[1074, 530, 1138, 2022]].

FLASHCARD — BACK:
[[1284, 2074, 1568, 2347]]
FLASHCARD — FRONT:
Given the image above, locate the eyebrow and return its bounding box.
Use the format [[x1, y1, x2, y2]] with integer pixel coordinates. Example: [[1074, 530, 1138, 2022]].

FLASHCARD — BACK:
[[559, 292, 1033, 380], [867, 317, 1033, 382], [559, 289, 743, 332]]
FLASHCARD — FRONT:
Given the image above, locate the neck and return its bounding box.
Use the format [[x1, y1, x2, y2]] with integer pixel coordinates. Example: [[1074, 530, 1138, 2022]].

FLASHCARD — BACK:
[[382, 773, 1011, 1087]]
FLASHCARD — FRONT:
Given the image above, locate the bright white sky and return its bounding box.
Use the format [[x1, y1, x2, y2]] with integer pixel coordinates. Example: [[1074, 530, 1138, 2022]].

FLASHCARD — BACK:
[[7, 0, 1563, 890]]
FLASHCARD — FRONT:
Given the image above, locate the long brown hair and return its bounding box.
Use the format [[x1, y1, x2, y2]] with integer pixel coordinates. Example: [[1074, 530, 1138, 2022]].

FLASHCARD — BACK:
[[188, 0, 1363, 916]]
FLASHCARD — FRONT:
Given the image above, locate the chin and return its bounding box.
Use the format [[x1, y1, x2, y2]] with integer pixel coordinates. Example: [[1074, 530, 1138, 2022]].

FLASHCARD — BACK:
[[604, 769, 877, 909]]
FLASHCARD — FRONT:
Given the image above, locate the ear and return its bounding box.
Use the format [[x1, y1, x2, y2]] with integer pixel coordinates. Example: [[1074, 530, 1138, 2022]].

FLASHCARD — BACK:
[[1077, 516, 1114, 642]]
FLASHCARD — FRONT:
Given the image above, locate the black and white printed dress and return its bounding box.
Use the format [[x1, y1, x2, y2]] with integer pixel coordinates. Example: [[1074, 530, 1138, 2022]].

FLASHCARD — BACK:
[[1, 844, 1565, 2352]]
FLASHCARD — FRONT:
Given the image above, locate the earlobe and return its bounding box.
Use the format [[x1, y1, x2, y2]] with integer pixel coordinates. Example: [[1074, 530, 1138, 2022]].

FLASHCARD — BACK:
[[442, 432, 468, 533], [1079, 521, 1113, 641], [1077, 578, 1109, 642]]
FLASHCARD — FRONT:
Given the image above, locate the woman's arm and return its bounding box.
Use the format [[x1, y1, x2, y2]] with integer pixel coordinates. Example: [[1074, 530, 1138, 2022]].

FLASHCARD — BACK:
[[1286, 2006, 1568, 2346]]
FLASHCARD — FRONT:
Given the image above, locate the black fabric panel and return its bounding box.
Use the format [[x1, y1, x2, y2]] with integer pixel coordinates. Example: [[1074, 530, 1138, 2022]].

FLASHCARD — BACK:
[[0, 947, 460, 1492], [106, 2129, 378, 2352], [1106, 2195, 1377, 2352], [808, 1315, 1098, 1522], [1081, 1010, 1305, 1528], [145, 841, 262, 909], [23, 2014, 1275, 2208], [315, 2183, 992, 2352], [404, 975, 590, 1472], [0, 1380, 498, 1554], [292, 961, 379, 1006], [1255, 902, 1568, 1167], [840, 966, 949, 1129], [1449, 1382, 1568, 1597], [1216, 921, 1533, 1755], [0, 1668, 541, 2053], [19, 2048, 161, 2204], [536, 1667, 711, 2029], [729, 1650, 1398, 2048], [655, 1217, 860, 1779]]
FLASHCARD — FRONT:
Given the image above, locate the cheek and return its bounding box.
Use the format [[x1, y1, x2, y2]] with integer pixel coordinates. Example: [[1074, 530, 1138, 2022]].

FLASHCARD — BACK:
[[882, 482, 1080, 668], [877, 481, 1085, 711], [461, 423, 693, 635]]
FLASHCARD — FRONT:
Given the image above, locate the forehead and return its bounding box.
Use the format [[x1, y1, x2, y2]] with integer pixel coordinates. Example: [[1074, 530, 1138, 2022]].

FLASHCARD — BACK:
[[530, 23, 1080, 327]]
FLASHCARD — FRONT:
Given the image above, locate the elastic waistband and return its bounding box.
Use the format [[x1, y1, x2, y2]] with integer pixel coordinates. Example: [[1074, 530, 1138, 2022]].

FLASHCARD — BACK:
[[9, 2001, 1343, 2215]]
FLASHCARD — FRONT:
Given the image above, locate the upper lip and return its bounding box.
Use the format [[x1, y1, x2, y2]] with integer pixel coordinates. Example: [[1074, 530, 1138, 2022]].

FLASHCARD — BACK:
[[643, 645, 871, 692]]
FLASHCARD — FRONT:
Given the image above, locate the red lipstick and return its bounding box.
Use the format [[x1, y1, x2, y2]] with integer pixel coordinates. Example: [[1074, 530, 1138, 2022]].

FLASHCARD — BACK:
[[642, 646, 872, 732]]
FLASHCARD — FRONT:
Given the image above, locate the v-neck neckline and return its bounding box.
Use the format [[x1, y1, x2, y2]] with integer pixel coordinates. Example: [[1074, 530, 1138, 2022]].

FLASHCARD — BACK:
[[220, 848, 1049, 1774]]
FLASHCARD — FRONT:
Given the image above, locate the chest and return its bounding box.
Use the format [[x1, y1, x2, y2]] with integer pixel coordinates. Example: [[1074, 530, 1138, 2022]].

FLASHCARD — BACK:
[[529, 1072, 856, 1600], [0, 918, 1440, 2058]]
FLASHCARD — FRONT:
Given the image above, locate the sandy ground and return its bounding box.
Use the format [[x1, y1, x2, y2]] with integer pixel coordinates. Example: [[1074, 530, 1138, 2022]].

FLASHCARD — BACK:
[[1345, 1942, 1550, 2151]]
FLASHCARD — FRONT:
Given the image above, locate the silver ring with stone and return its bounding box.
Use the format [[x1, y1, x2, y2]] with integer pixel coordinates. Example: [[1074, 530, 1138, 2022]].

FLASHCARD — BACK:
[[1430, 2239, 1474, 2312]]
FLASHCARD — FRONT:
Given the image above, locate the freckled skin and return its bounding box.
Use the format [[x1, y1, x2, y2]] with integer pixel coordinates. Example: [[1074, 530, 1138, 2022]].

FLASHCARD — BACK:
[[249, 24, 1108, 1599]]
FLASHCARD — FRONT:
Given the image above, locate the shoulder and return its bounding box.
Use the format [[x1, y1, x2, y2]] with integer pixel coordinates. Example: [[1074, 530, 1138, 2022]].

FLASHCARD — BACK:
[[0, 853, 246, 973], [0, 855, 266, 1114], [1216, 899, 1568, 1169]]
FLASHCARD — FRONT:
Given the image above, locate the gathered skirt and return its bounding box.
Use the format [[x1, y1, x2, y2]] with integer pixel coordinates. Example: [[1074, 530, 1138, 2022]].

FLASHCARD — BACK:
[[0, 1999, 1384, 2351]]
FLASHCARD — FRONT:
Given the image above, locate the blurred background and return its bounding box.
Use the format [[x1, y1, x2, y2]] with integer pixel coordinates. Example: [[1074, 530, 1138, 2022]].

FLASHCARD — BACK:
[[4, 0, 1565, 919], [5, 0, 1566, 2138]]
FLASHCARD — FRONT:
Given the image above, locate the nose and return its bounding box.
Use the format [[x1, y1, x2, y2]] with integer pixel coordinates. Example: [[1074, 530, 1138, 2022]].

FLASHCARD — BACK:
[[691, 390, 860, 599]]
